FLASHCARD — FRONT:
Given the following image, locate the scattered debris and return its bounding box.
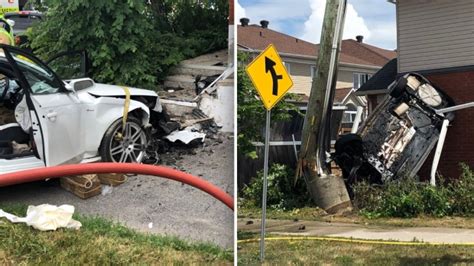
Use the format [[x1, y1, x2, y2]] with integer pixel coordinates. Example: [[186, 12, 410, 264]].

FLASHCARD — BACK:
[[164, 126, 206, 145], [194, 74, 220, 95], [0, 204, 81, 231]]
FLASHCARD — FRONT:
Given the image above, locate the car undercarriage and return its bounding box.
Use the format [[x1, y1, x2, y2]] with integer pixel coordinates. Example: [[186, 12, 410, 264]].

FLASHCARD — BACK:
[[333, 73, 455, 190]]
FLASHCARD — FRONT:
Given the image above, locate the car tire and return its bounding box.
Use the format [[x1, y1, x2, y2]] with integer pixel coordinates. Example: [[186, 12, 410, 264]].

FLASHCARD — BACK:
[[333, 134, 363, 176], [417, 83, 443, 107], [99, 116, 149, 163], [389, 76, 408, 99]]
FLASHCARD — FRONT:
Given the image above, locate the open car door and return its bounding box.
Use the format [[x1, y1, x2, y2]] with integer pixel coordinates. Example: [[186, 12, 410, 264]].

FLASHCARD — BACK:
[[2, 45, 86, 166], [46, 50, 89, 80]]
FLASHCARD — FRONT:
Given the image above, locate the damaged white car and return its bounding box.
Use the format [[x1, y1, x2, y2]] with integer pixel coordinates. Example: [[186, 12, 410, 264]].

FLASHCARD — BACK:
[[0, 45, 168, 175]]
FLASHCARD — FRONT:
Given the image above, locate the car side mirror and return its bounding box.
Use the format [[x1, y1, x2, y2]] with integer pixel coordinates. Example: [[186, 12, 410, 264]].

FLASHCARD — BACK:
[[64, 83, 76, 94]]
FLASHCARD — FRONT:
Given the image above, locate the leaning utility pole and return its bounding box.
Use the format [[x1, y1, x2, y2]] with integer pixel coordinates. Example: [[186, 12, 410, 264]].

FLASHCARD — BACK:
[[297, 0, 351, 213]]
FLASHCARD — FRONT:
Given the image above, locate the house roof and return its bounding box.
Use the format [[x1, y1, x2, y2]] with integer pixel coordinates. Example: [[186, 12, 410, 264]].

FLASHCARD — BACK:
[[238, 24, 397, 67], [334, 87, 352, 103], [355, 58, 398, 95]]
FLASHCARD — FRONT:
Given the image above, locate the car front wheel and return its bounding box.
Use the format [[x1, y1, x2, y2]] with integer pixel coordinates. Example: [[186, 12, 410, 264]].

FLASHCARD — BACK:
[[100, 117, 148, 163]]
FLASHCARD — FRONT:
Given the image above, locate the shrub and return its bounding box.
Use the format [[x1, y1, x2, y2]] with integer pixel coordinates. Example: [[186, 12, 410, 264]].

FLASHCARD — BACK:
[[354, 163, 474, 218], [448, 163, 474, 216], [242, 164, 311, 210]]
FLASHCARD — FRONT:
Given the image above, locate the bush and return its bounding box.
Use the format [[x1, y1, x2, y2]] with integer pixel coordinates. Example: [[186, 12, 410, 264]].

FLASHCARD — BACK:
[[448, 163, 474, 215], [242, 164, 311, 210], [354, 164, 474, 218]]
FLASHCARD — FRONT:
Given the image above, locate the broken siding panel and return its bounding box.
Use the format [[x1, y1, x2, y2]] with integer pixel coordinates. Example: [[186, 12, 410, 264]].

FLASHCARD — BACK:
[[397, 0, 474, 73]]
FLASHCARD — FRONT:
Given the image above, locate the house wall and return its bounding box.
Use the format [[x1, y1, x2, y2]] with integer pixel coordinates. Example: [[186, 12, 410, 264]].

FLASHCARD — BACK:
[[397, 0, 474, 73], [338, 69, 355, 84], [417, 70, 474, 180], [288, 62, 312, 76]]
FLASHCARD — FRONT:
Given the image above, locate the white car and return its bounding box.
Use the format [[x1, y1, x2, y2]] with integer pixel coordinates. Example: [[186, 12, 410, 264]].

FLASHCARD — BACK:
[[0, 45, 165, 175]]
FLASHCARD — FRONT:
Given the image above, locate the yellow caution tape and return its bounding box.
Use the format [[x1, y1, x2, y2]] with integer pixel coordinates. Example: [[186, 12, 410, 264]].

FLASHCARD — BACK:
[[237, 236, 474, 246]]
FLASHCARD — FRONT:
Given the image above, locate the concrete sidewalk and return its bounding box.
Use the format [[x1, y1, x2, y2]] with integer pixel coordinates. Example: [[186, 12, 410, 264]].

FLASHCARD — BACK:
[[238, 218, 474, 244]]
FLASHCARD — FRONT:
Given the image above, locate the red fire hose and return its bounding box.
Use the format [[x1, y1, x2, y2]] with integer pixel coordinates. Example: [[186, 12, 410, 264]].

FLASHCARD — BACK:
[[0, 163, 234, 210]]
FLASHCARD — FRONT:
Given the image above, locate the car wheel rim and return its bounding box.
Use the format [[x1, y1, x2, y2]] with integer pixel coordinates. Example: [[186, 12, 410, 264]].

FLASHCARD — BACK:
[[109, 122, 147, 163]]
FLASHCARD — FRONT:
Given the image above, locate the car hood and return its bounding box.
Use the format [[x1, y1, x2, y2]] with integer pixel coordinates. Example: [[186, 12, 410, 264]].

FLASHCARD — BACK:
[[86, 83, 158, 98]]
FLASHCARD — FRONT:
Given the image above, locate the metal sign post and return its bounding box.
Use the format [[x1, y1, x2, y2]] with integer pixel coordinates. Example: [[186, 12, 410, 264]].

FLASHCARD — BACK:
[[259, 109, 271, 261], [246, 43, 293, 262]]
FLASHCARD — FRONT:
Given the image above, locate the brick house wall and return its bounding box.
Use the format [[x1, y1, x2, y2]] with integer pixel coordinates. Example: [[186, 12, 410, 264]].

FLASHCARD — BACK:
[[417, 70, 474, 180], [229, 0, 234, 25]]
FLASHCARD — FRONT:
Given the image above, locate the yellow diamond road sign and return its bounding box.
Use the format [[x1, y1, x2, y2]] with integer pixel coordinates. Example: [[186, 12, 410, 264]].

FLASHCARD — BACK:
[[246, 44, 293, 110]]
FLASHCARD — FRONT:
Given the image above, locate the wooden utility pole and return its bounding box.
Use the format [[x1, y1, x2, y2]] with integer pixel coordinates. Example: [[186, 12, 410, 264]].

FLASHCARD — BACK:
[[297, 0, 351, 213]]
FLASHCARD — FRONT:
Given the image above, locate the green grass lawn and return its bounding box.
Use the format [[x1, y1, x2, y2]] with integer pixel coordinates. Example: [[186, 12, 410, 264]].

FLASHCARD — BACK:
[[0, 204, 233, 264], [237, 233, 474, 265], [239, 205, 474, 229]]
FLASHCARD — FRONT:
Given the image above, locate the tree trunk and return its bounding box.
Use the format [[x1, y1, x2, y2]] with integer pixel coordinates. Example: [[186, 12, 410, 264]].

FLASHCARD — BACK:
[[297, 0, 351, 214]]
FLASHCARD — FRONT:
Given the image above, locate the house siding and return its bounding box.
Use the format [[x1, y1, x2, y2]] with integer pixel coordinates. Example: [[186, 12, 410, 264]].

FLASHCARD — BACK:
[[397, 0, 474, 73], [339, 70, 356, 85]]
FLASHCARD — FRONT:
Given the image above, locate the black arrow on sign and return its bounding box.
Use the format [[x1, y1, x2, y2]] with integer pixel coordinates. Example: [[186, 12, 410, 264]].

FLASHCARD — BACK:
[[265, 57, 283, 96]]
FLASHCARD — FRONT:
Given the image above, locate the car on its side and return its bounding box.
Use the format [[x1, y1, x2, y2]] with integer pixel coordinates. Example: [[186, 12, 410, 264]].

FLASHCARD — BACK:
[[0, 44, 167, 180], [333, 73, 455, 189]]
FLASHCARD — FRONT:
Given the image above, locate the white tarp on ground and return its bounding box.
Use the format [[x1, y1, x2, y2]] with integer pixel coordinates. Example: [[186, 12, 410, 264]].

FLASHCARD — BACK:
[[0, 204, 81, 231]]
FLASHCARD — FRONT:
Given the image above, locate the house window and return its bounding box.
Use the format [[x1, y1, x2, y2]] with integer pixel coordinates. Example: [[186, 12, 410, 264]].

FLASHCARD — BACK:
[[353, 73, 372, 89], [342, 104, 358, 123], [342, 111, 358, 123], [283, 62, 291, 74], [310, 65, 317, 79]]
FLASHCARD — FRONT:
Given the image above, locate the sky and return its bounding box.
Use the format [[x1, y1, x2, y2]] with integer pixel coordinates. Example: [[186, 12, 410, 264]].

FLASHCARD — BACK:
[[236, 0, 397, 50]]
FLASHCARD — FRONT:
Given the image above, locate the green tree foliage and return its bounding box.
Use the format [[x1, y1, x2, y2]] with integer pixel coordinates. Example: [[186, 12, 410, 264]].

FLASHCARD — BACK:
[[29, 0, 228, 89], [149, 0, 229, 57], [237, 52, 301, 158], [29, 0, 158, 88], [242, 164, 311, 209]]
